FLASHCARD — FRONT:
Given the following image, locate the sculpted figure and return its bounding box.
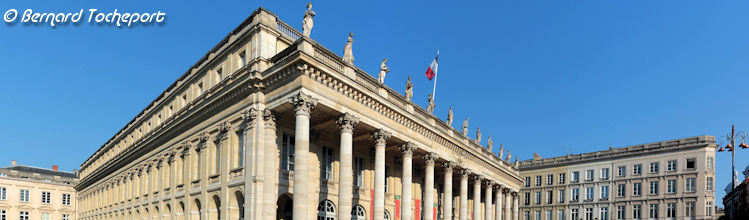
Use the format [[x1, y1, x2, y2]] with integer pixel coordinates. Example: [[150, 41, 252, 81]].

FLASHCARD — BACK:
[[487, 136, 493, 151], [378, 58, 389, 84], [446, 106, 453, 127], [513, 158, 519, 168], [405, 76, 413, 101], [505, 150, 512, 162], [302, 3, 315, 37], [475, 128, 482, 144], [498, 144, 504, 159], [461, 118, 469, 136], [342, 32, 354, 64], [426, 93, 436, 113]]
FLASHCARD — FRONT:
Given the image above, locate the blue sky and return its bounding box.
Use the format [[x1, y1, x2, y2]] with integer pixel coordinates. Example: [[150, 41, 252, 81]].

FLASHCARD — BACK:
[[1, 0, 747, 203]]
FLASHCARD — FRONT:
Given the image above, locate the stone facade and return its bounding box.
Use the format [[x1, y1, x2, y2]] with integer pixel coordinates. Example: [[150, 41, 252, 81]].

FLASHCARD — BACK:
[[0, 161, 78, 220], [519, 136, 717, 220], [722, 166, 749, 220], [75, 7, 522, 220]]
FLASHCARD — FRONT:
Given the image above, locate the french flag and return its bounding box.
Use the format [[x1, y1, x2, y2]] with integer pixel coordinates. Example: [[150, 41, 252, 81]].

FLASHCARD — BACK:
[[425, 51, 438, 80]]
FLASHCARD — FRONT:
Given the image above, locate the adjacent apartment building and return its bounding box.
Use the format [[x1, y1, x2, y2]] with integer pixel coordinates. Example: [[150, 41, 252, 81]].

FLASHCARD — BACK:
[[75, 6, 522, 220], [519, 135, 717, 220], [0, 160, 78, 220], [721, 165, 749, 220]]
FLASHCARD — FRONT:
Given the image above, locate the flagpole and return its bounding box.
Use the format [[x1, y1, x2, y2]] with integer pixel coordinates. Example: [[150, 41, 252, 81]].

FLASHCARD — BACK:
[[432, 50, 439, 102]]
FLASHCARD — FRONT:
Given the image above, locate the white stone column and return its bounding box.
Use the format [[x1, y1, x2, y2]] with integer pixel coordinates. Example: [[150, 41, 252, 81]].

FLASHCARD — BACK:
[[337, 113, 359, 220], [373, 129, 391, 220], [262, 109, 278, 220], [400, 143, 416, 220], [443, 162, 456, 220], [423, 153, 438, 220], [512, 192, 518, 220], [241, 107, 259, 220], [459, 170, 470, 220], [485, 181, 493, 220], [473, 175, 483, 220], [494, 185, 502, 220], [504, 189, 512, 220], [290, 92, 318, 220]]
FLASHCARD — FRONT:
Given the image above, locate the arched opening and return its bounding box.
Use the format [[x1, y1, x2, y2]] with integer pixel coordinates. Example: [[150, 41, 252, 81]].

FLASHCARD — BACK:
[[351, 205, 366, 220], [276, 193, 293, 220], [154, 206, 160, 220], [178, 201, 186, 220], [192, 199, 202, 220], [165, 204, 172, 219], [232, 191, 244, 220], [317, 200, 336, 220], [210, 195, 221, 220]]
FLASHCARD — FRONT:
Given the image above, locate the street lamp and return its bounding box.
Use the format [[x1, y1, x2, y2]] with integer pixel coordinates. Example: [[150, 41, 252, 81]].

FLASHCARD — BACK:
[[717, 124, 749, 189]]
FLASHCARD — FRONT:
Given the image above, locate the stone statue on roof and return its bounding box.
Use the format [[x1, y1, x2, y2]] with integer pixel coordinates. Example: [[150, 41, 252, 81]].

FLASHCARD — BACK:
[[378, 58, 389, 84], [462, 118, 469, 136], [446, 106, 453, 127], [487, 136, 493, 151], [427, 93, 435, 114], [476, 128, 482, 144], [498, 144, 504, 159], [302, 3, 315, 37], [505, 150, 512, 162], [405, 76, 413, 101], [342, 33, 354, 64]]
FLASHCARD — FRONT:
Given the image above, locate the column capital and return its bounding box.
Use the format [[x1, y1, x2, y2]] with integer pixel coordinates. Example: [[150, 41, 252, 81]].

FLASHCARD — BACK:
[[471, 174, 483, 182], [493, 184, 502, 191], [502, 188, 510, 194], [459, 169, 471, 178], [241, 107, 259, 130], [483, 179, 494, 187], [511, 191, 518, 197], [442, 161, 457, 172], [336, 113, 360, 133], [399, 142, 416, 157], [217, 121, 232, 140], [372, 129, 391, 145], [290, 92, 318, 116], [263, 109, 278, 128], [423, 152, 439, 166]]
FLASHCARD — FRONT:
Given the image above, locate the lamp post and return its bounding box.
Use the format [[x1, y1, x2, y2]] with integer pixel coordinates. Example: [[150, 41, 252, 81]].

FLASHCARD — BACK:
[[717, 124, 749, 189]]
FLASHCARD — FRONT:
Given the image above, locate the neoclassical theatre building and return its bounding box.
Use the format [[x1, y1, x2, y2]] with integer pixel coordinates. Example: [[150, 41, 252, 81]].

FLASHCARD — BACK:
[[76, 7, 522, 220]]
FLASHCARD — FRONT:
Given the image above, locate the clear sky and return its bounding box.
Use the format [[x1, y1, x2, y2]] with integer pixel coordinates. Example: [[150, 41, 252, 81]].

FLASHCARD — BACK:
[[1, 0, 747, 203]]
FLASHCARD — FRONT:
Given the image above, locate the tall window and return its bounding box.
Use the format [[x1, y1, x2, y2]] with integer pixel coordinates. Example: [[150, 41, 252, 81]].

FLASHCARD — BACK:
[[558, 209, 565, 220], [667, 160, 677, 171], [571, 188, 579, 201], [585, 187, 593, 201], [558, 189, 565, 203], [633, 183, 641, 196], [706, 201, 713, 216], [0, 210, 5, 220], [42, 192, 51, 204], [354, 157, 364, 187], [546, 210, 552, 220], [321, 147, 334, 180], [617, 184, 625, 197], [317, 200, 336, 220], [585, 170, 594, 181], [649, 181, 659, 195], [385, 166, 390, 192], [19, 189, 29, 202], [649, 204, 658, 218], [617, 166, 626, 177], [281, 134, 295, 171], [601, 168, 610, 180], [535, 192, 541, 204], [19, 211, 28, 220], [633, 164, 642, 175], [572, 171, 580, 183], [535, 176, 542, 186], [649, 162, 659, 173], [523, 211, 530, 220], [686, 202, 695, 217], [667, 203, 676, 218], [601, 185, 609, 200], [352, 205, 366, 220], [0, 187, 5, 200], [706, 157, 714, 169], [585, 208, 593, 220], [616, 206, 625, 220], [559, 173, 566, 184], [547, 174, 553, 185], [239, 51, 247, 68], [667, 179, 677, 193], [686, 178, 696, 192], [41, 213, 50, 220], [62, 194, 71, 206], [534, 211, 541, 220], [571, 209, 579, 220], [524, 192, 530, 205], [546, 191, 553, 204], [600, 207, 609, 220], [632, 205, 641, 219], [236, 131, 244, 167], [706, 177, 713, 191], [214, 140, 221, 175], [524, 177, 531, 187]]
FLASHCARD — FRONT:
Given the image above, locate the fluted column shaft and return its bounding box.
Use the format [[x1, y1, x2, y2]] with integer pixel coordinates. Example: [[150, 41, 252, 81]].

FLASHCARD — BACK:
[[504, 190, 511, 220], [263, 109, 278, 219], [290, 93, 317, 220], [337, 113, 359, 220], [485, 182, 493, 220], [473, 176, 482, 220], [459, 171, 469, 220], [494, 186, 502, 220], [512, 194, 518, 220], [423, 153, 438, 220], [373, 129, 390, 220], [443, 163, 455, 220], [400, 144, 415, 220]]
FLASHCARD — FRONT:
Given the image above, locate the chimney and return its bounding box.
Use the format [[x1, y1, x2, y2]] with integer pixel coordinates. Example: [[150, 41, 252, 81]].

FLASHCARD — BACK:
[[11, 160, 16, 166], [52, 165, 59, 171]]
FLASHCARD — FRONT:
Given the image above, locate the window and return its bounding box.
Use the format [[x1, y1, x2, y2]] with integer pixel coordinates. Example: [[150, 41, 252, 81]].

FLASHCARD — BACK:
[[571, 188, 579, 201], [559, 173, 566, 184], [633, 164, 642, 175], [546, 210, 552, 220], [534, 211, 541, 220], [617, 184, 625, 197], [617, 166, 626, 177], [686, 158, 696, 169], [667, 203, 676, 218], [547, 174, 553, 185], [633, 183, 642, 196], [317, 200, 336, 220], [19, 211, 28, 220], [62, 214, 70, 220], [237, 131, 245, 167], [617, 206, 625, 220], [352, 205, 366, 220], [1, 210, 4, 220], [558, 190, 565, 203], [535, 192, 541, 205], [524, 177, 531, 187], [62, 194, 71, 206], [585, 170, 594, 181], [706, 177, 713, 191], [601, 185, 609, 200], [523, 211, 530, 220], [585, 208, 593, 220], [19, 189, 29, 202], [239, 51, 247, 67], [182, 94, 187, 106], [572, 171, 580, 183], [321, 147, 334, 180], [0, 187, 5, 200], [706, 201, 713, 216], [632, 205, 641, 219], [601, 168, 610, 180], [585, 187, 594, 201], [600, 207, 609, 220], [41, 213, 50, 220], [42, 191, 51, 204], [524, 192, 530, 205], [216, 68, 223, 81], [649, 181, 659, 195], [385, 166, 390, 192], [546, 191, 553, 204], [685, 202, 695, 217], [649, 204, 658, 218], [667, 179, 677, 193], [214, 140, 221, 175], [354, 157, 364, 187], [686, 178, 696, 192], [649, 162, 659, 173], [197, 83, 203, 95], [536, 176, 542, 186], [667, 160, 677, 171], [281, 134, 295, 171], [707, 157, 713, 169], [558, 209, 565, 220], [571, 209, 579, 220]]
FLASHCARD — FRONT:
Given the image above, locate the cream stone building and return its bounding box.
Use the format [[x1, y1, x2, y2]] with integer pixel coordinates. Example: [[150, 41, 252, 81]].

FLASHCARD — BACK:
[[0, 160, 78, 220], [75, 7, 523, 220], [519, 136, 717, 220]]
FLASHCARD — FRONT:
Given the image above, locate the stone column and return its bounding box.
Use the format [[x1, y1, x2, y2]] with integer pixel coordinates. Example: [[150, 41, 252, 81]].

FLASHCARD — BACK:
[[494, 185, 502, 220], [337, 113, 359, 220], [400, 143, 416, 220], [473, 175, 483, 220], [459, 170, 470, 220], [423, 153, 439, 220], [503, 189, 511, 220], [241, 107, 259, 220], [290, 92, 317, 220], [373, 129, 391, 220], [485, 181, 493, 220], [512, 192, 518, 220], [443, 162, 456, 220], [263, 109, 278, 220]]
